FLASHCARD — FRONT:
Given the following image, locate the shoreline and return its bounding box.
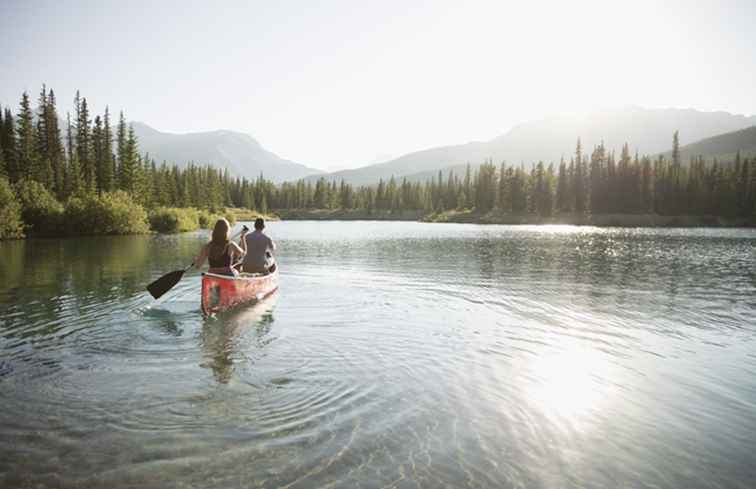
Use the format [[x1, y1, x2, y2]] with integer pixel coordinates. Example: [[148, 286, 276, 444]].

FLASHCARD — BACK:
[[275, 209, 756, 228]]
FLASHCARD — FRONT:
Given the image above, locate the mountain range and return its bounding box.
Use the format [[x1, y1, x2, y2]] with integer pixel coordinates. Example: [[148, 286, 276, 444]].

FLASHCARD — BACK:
[[130, 122, 321, 183], [129, 107, 756, 186], [307, 107, 756, 185], [665, 125, 756, 162]]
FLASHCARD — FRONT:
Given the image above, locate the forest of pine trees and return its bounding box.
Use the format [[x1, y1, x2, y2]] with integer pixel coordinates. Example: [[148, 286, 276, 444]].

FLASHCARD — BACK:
[[271, 136, 756, 219], [1, 86, 755, 239]]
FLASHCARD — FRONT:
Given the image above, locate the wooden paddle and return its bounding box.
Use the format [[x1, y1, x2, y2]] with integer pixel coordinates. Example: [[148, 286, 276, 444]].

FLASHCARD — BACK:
[[147, 225, 249, 300]]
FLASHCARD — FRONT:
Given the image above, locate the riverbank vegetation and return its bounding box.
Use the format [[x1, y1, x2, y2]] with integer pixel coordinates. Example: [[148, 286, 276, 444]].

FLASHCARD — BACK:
[[2, 86, 755, 239], [0, 87, 261, 238], [274, 135, 756, 225]]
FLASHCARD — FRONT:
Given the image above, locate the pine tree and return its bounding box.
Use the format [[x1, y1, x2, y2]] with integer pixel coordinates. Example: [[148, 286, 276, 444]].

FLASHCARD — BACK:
[[0, 107, 5, 178], [1, 107, 18, 181], [573, 138, 586, 213], [640, 156, 653, 213], [116, 111, 128, 190], [35, 85, 54, 189], [736, 150, 750, 216], [589, 144, 605, 214], [64, 113, 82, 197], [475, 161, 497, 212], [92, 115, 103, 193], [76, 94, 95, 192], [46, 89, 65, 197], [139, 154, 154, 207], [118, 124, 140, 194], [606, 151, 617, 212], [16, 91, 38, 183], [556, 157, 568, 212], [463, 163, 473, 209], [0, 136, 5, 178], [534, 161, 551, 216], [102, 107, 114, 192], [672, 130, 680, 168]]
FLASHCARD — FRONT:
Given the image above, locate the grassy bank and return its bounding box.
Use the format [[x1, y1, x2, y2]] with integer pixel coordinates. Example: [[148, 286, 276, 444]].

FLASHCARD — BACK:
[[225, 208, 280, 223], [275, 209, 425, 221], [274, 205, 756, 227]]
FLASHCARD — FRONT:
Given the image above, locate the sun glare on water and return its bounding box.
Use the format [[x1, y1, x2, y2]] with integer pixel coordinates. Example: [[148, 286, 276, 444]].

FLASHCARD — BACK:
[[526, 341, 616, 425]]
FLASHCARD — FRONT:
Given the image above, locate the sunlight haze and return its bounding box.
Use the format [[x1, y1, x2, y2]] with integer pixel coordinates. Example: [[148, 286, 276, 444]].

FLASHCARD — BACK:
[[1, 0, 754, 171]]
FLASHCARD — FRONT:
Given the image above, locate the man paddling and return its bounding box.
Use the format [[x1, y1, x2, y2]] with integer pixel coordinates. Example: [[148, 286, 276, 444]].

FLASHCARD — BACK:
[[239, 218, 277, 274]]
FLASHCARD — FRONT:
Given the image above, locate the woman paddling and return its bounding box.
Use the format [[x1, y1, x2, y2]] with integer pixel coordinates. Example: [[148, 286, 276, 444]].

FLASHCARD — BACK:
[[195, 218, 247, 276]]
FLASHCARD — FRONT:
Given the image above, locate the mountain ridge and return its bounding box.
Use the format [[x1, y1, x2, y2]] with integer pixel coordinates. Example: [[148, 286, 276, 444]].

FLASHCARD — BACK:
[[305, 107, 756, 185], [130, 122, 322, 183]]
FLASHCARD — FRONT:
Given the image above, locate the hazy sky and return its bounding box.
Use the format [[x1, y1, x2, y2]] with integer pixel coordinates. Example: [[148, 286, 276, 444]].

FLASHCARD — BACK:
[[1, 0, 755, 171]]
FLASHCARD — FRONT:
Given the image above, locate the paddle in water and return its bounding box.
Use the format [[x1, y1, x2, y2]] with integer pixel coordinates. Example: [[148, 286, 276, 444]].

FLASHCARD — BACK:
[[146, 262, 195, 299], [147, 225, 248, 300]]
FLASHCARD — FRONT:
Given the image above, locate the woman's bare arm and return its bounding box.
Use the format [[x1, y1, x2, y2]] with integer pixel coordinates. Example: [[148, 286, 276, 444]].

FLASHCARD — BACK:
[[238, 231, 247, 255], [230, 241, 245, 258], [195, 243, 208, 268]]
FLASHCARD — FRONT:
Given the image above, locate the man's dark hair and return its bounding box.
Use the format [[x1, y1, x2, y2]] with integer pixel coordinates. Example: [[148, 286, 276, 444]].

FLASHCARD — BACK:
[[254, 217, 265, 230]]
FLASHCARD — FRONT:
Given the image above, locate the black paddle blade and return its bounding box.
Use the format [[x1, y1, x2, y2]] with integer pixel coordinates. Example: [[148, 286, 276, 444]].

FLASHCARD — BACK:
[[147, 269, 186, 299]]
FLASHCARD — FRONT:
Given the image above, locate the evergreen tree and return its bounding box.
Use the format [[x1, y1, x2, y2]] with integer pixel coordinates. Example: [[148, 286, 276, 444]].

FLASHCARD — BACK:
[[589, 144, 605, 214], [92, 115, 105, 193], [118, 124, 140, 194], [0, 135, 5, 178], [16, 91, 38, 183], [475, 161, 497, 212], [555, 157, 568, 212], [573, 138, 586, 213], [672, 130, 680, 168], [35, 85, 54, 189], [100, 107, 115, 192], [640, 156, 653, 213], [463, 163, 473, 209], [76, 94, 95, 192], [64, 113, 82, 197], [116, 111, 128, 190], [736, 151, 750, 216], [45, 89, 65, 197], [1, 107, 17, 181]]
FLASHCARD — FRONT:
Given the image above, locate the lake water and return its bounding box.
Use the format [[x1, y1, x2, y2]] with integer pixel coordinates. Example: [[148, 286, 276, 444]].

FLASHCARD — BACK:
[[1, 221, 755, 489]]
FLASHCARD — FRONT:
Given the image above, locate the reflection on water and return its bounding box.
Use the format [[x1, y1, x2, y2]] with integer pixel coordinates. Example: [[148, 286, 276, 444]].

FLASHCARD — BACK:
[[200, 294, 277, 384], [1, 222, 755, 488], [527, 341, 616, 424]]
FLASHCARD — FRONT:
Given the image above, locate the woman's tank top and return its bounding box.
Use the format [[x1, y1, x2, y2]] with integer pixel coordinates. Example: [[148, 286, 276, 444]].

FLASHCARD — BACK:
[[208, 243, 232, 268]]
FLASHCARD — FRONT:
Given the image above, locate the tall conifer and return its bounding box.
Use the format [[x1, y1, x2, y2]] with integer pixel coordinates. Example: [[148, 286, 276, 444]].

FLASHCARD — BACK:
[[46, 89, 65, 197], [16, 92, 38, 183]]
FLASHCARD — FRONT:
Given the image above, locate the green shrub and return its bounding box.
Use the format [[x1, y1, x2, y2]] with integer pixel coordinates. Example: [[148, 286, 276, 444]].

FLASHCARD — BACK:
[[223, 209, 237, 226], [197, 209, 220, 229], [14, 179, 64, 235], [0, 177, 24, 239], [148, 207, 200, 233], [64, 191, 149, 235]]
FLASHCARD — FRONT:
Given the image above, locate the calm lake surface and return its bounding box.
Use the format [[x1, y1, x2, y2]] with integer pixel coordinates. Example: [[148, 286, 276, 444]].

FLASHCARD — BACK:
[[1, 221, 755, 489]]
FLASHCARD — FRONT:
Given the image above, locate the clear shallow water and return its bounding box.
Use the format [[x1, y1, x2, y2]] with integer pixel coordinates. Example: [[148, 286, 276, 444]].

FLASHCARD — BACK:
[[1, 221, 755, 489]]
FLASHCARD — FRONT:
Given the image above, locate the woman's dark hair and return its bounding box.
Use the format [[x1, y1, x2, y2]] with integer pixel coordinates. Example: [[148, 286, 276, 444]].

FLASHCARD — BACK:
[[209, 218, 230, 261], [254, 217, 265, 230]]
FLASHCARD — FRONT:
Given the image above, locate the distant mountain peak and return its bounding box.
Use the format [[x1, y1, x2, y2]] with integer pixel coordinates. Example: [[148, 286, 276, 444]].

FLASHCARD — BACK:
[[130, 122, 321, 182]]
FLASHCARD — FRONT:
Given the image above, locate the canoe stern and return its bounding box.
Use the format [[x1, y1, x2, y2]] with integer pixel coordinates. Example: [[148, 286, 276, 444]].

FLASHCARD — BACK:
[[201, 271, 279, 315]]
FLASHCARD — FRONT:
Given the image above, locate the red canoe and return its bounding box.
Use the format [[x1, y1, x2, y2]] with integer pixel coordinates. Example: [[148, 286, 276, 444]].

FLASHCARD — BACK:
[[201, 270, 279, 315]]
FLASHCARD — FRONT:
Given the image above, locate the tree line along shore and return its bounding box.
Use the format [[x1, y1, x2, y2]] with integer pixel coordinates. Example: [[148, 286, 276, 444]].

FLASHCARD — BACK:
[[1, 86, 755, 240]]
